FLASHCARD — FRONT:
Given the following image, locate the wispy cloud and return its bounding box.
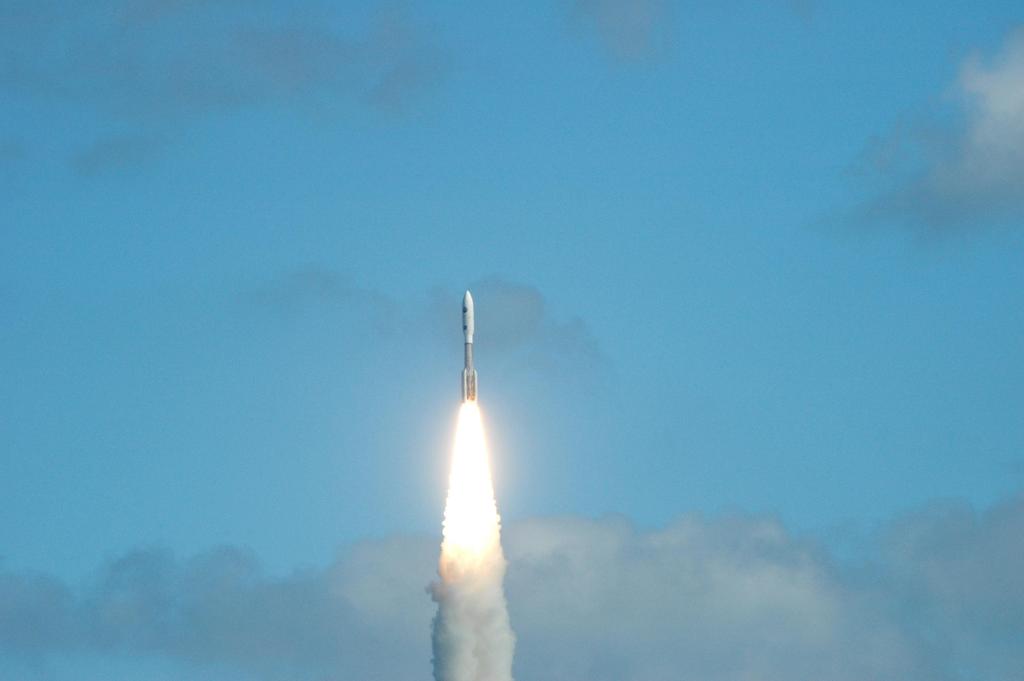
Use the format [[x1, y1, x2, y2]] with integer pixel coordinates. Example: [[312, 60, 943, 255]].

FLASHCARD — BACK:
[[245, 267, 392, 317], [571, 0, 676, 61], [242, 267, 401, 339], [243, 268, 606, 384], [460, 277, 606, 383], [1, 2, 448, 118], [569, 1, 818, 61], [71, 133, 163, 176], [854, 26, 1024, 230], [2, 493, 1023, 680]]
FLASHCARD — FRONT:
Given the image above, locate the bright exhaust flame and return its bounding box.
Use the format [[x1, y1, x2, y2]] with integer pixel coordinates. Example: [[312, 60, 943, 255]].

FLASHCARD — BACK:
[[431, 401, 515, 681], [441, 402, 500, 564]]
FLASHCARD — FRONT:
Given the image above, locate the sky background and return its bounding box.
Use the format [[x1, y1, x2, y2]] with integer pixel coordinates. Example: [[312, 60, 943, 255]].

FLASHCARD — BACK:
[[2, 1, 1023, 679]]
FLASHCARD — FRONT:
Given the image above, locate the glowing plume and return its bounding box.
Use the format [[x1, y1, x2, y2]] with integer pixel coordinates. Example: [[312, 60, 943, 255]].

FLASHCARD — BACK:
[[431, 401, 516, 681]]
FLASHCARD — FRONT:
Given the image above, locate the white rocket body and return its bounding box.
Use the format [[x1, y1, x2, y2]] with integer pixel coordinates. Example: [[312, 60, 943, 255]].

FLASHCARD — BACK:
[[461, 291, 478, 402]]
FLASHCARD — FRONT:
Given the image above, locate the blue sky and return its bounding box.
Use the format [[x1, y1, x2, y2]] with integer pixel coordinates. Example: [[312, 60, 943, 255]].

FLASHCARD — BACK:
[[2, 2, 1024, 679]]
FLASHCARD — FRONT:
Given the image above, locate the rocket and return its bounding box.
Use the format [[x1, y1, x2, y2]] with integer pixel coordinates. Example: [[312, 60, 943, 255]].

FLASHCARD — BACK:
[[461, 291, 478, 402]]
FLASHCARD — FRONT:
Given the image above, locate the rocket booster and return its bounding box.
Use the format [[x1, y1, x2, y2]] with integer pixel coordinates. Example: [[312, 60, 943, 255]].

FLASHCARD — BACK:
[[461, 291, 478, 402]]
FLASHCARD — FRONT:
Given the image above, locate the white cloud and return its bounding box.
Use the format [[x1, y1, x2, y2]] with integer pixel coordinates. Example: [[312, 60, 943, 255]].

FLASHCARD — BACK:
[[863, 27, 1024, 228], [3, 493, 1023, 680]]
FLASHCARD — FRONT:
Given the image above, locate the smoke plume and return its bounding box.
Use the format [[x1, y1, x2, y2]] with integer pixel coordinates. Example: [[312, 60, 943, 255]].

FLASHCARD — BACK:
[[430, 402, 516, 681]]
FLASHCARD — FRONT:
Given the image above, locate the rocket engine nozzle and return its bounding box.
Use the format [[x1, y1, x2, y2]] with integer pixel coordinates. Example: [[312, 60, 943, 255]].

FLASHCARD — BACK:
[[462, 368, 478, 402]]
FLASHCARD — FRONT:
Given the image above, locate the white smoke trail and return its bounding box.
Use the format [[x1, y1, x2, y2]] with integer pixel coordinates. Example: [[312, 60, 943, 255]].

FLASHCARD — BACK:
[[431, 401, 516, 681]]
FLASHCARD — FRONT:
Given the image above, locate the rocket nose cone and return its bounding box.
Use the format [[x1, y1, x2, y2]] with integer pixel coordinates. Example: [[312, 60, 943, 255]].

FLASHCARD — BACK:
[[462, 290, 475, 342]]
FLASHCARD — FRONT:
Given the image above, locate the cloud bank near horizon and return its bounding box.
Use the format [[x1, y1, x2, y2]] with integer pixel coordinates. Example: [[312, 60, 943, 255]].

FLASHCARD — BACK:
[[3, 492, 1022, 681]]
